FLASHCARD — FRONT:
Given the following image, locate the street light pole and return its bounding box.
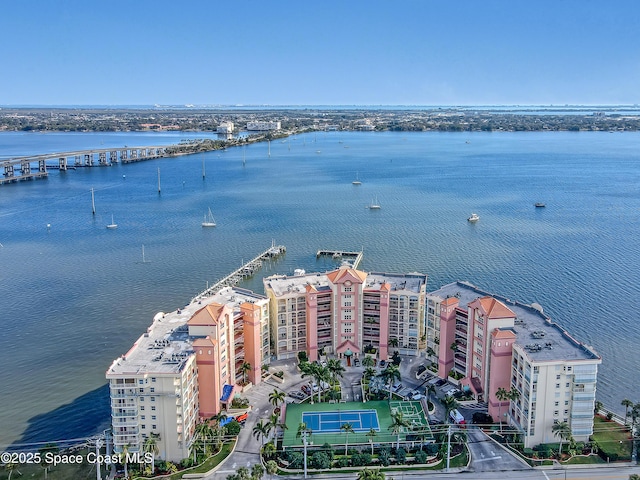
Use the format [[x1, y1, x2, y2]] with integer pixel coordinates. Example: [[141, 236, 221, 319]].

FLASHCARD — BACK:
[[302, 430, 308, 479]]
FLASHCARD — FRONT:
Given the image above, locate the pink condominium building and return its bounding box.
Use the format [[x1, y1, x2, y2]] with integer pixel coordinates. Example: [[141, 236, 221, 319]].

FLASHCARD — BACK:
[[427, 281, 601, 448], [263, 266, 428, 363], [106, 287, 269, 462]]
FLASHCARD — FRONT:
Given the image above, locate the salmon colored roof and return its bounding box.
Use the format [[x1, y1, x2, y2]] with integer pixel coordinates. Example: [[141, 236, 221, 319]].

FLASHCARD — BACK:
[[380, 283, 391, 292], [305, 283, 318, 293], [442, 297, 459, 306], [492, 328, 516, 340], [188, 302, 224, 326], [193, 336, 216, 348], [477, 296, 515, 319], [326, 266, 367, 284], [336, 339, 360, 353], [240, 302, 260, 312]]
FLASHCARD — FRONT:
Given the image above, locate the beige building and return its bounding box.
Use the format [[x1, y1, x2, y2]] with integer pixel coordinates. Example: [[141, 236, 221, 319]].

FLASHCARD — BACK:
[[427, 281, 601, 448], [106, 287, 269, 462]]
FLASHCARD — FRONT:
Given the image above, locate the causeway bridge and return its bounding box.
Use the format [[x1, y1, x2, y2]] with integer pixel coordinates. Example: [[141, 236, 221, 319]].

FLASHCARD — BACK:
[[0, 145, 170, 185]]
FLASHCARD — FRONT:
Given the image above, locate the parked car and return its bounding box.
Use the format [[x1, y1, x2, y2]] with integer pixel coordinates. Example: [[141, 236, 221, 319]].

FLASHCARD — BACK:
[[289, 391, 305, 400], [435, 378, 447, 387], [412, 393, 424, 400], [301, 385, 312, 395], [354, 358, 360, 366]]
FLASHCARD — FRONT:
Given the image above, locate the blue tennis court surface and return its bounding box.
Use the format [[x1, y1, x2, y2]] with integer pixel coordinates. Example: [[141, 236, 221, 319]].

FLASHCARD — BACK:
[[302, 409, 380, 433]]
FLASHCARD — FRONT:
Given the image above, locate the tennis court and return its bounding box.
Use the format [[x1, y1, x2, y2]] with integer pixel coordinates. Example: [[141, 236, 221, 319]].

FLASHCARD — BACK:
[[302, 409, 380, 433], [282, 400, 433, 448]]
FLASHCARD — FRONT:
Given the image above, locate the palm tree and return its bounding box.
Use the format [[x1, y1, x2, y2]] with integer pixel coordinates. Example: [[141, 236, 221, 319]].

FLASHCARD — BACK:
[[366, 427, 377, 455], [357, 467, 386, 480], [327, 358, 346, 384], [5, 462, 20, 480], [425, 346, 436, 363], [426, 384, 437, 405], [363, 366, 376, 381], [143, 432, 160, 474], [594, 400, 604, 415], [195, 421, 213, 456], [362, 355, 376, 368], [251, 463, 265, 480], [552, 421, 572, 457], [340, 422, 355, 455], [265, 460, 278, 480], [261, 441, 277, 461], [241, 361, 252, 384], [442, 395, 459, 423], [253, 419, 272, 446], [622, 399, 634, 425], [495, 387, 509, 431], [389, 410, 410, 449], [380, 363, 401, 401], [269, 389, 286, 409], [119, 443, 131, 480], [389, 337, 399, 349], [209, 411, 228, 448], [300, 361, 328, 403]]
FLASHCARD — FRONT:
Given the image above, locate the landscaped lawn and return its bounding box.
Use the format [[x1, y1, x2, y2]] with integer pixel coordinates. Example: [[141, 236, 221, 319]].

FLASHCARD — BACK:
[[591, 415, 633, 461]]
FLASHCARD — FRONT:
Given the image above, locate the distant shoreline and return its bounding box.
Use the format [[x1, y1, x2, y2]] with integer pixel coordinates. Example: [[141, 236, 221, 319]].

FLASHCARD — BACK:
[[2, 107, 640, 133]]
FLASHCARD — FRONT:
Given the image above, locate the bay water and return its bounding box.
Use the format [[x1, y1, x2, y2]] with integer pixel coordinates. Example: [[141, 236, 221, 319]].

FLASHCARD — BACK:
[[1, 129, 639, 448]]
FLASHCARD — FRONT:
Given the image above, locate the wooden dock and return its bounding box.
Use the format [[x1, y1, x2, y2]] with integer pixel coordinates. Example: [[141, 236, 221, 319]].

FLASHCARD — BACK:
[[316, 249, 363, 269], [192, 243, 286, 301]]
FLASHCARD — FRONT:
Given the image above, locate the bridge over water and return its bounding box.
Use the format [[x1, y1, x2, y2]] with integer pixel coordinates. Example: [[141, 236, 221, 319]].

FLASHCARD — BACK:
[[0, 145, 170, 185]]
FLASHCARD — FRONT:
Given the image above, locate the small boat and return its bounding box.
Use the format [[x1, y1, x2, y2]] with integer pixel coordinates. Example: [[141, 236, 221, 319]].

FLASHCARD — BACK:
[[534, 203, 546, 208], [352, 172, 362, 185], [106, 214, 118, 229], [368, 197, 381, 210], [202, 208, 217, 227], [467, 213, 479, 222]]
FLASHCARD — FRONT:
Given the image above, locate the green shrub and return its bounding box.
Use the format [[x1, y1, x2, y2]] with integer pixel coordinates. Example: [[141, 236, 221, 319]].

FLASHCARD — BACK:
[[414, 450, 427, 464], [351, 452, 372, 466], [310, 451, 331, 469], [378, 447, 391, 466], [335, 457, 350, 468], [396, 447, 407, 464]]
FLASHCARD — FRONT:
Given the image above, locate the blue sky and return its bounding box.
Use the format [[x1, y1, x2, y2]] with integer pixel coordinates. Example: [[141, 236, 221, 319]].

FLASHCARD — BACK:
[[2, 0, 639, 106]]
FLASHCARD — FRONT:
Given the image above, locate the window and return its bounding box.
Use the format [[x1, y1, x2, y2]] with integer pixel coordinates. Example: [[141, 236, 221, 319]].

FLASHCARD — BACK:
[[151, 406, 156, 411], [140, 406, 145, 411], [150, 387, 155, 393], [152, 425, 157, 430], [556, 384, 560, 389], [554, 410, 559, 416], [141, 415, 146, 420], [565, 400, 569, 406], [556, 375, 561, 380], [139, 388, 144, 393], [151, 415, 156, 420], [151, 377, 156, 383], [566, 382, 570, 388], [139, 380, 144, 385], [140, 397, 145, 402], [554, 401, 559, 407], [141, 425, 146, 430]]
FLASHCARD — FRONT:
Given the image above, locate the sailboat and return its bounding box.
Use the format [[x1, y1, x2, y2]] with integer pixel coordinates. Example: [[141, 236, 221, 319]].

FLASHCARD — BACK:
[[106, 214, 118, 229], [368, 197, 381, 210], [352, 172, 362, 185], [140, 244, 151, 263], [202, 208, 217, 227]]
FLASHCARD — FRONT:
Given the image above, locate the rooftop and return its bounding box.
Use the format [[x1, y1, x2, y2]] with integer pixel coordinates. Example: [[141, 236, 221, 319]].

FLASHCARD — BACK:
[[106, 286, 267, 377], [264, 269, 427, 297], [429, 281, 600, 363]]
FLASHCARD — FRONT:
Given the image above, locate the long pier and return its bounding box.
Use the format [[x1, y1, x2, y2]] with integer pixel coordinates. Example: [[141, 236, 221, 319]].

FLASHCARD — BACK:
[[0, 145, 169, 185], [316, 249, 363, 269], [192, 243, 286, 302]]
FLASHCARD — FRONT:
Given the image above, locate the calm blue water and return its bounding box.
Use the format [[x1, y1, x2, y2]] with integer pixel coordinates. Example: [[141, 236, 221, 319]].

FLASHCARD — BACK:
[[1, 130, 639, 448]]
